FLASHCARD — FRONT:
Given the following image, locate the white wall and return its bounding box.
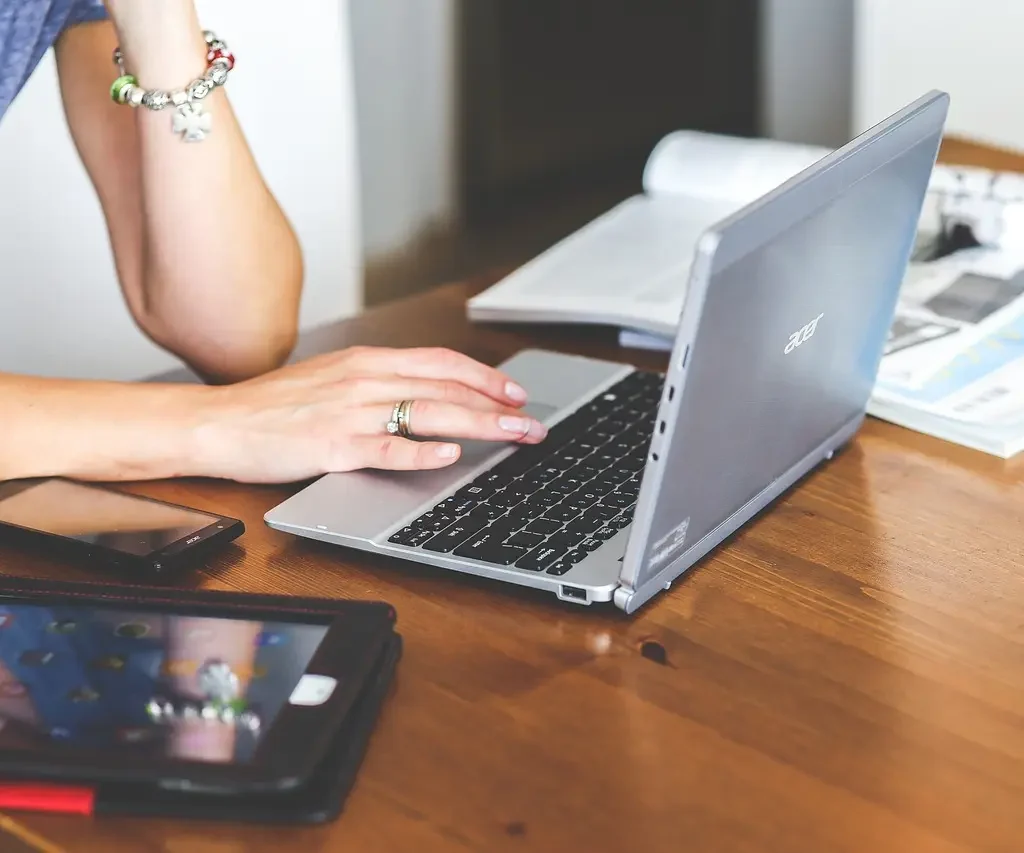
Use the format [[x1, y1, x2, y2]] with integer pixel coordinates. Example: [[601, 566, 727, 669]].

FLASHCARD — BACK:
[[348, 0, 457, 260], [853, 0, 1024, 148], [761, 0, 855, 148], [0, 0, 362, 381]]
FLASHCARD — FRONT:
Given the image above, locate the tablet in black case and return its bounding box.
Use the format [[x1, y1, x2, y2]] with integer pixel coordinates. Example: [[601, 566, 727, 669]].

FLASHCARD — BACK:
[[0, 575, 402, 824], [98, 631, 402, 824]]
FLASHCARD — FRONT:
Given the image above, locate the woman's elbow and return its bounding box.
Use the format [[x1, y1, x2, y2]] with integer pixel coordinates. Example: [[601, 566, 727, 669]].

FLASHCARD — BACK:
[[145, 310, 299, 384]]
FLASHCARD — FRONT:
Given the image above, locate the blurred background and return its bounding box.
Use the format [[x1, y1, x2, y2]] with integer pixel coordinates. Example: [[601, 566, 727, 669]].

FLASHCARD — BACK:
[[1, 0, 1017, 380]]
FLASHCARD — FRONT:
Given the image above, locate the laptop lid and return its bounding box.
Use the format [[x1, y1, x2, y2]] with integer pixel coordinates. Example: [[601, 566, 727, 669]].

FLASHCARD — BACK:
[[619, 90, 949, 604]]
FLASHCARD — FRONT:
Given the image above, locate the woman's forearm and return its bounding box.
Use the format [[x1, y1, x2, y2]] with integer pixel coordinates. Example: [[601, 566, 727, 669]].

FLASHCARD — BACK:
[[0, 373, 215, 482], [101, 1, 303, 382]]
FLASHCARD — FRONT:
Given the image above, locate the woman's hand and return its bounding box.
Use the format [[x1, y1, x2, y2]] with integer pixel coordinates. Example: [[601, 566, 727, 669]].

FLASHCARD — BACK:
[[192, 346, 549, 483]]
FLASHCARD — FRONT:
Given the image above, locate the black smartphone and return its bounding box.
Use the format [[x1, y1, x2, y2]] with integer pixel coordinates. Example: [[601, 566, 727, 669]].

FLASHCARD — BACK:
[[0, 479, 244, 576], [0, 582, 397, 795]]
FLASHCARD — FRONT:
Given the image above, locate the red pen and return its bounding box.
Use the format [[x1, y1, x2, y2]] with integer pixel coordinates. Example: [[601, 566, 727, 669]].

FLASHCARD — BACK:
[[0, 783, 95, 816]]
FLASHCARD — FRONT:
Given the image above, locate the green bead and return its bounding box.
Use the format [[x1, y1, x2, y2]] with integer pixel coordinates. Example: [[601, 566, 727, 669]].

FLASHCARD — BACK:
[[110, 74, 137, 103]]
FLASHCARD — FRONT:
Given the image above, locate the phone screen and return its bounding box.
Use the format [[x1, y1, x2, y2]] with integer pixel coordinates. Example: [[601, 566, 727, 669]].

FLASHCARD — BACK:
[[0, 480, 220, 556], [0, 600, 330, 765]]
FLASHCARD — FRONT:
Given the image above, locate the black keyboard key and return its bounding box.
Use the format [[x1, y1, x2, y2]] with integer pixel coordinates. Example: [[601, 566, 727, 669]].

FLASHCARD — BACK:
[[525, 518, 562, 536], [545, 560, 574, 576], [388, 526, 435, 547], [433, 497, 466, 515], [564, 490, 600, 510], [573, 465, 602, 482], [453, 531, 527, 565], [604, 466, 634, 484], [517, 476, 548, 494], [551, 477, 586, 494], [491, 489, 527, 508], [507, 531, 545, 550], [587, 504, 619, 521], [621, 456, 647, 472], [593, 526, 618, 541], [578, 537, 603, 552], [543, 504, 580, 523], [422, 515, 488, 553], [457, 482, 496, 501], [466, 504, 508, 523], [566, 515, 602, 534], [488, 516, 525, 540], [546, 532, 585, 552], [603, 492, 636, 509], [607, 513, 632, 530], [531, 491, 564, 508], [587, 479, 616, 495], [413, 511, 456, 532], [516, 543, 566, 572], [564, 549, 588, 565], [476, 470, 513, 489], [506, 504, 539, 526]]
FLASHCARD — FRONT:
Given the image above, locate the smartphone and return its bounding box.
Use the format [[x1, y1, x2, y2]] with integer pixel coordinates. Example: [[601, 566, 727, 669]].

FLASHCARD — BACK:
[[0, 479, 244, 576]]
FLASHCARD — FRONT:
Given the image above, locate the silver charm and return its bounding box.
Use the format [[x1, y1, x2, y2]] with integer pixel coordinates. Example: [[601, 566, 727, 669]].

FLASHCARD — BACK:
[[188, 77, 212, 100], [206, 64, 229, 87], [172, 102, 212, 142], [143, 89, 170, 111]]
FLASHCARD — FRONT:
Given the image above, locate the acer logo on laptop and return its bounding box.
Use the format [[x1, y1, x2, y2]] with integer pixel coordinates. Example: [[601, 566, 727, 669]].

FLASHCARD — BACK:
[[784, 313, 824, 354]]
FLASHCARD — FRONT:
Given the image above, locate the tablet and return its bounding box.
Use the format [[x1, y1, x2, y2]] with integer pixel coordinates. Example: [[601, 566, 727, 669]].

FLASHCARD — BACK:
[[0, 589, 395, 794]]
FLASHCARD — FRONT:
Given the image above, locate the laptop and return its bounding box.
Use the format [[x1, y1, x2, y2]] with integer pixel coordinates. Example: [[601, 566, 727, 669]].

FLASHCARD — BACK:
[[265, 91, 949, 614]]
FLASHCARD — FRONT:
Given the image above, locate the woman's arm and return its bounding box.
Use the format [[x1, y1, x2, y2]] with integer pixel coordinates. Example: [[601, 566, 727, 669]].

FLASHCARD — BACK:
[[54, 2, 303, 384], [0, 347, 546, 483]]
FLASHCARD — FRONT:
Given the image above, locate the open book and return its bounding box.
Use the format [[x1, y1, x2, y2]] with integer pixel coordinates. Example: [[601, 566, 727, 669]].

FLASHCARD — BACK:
[[466, 131, 833, 336], [467, 130, 1024, 458]]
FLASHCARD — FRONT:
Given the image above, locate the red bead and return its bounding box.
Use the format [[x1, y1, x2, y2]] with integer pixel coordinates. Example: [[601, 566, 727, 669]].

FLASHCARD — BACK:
[[207, 48, 235, 71]]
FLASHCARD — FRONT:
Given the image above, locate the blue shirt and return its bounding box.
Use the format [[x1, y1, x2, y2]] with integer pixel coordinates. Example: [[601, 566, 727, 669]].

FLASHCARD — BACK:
[[0, 0, 107, 121]]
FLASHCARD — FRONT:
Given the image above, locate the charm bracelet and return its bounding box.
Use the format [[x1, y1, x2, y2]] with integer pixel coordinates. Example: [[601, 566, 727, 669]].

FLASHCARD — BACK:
[[109, 30, 235, 143]]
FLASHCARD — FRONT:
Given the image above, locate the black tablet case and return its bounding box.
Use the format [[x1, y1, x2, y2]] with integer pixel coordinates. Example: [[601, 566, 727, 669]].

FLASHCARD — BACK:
[[0, 575, 402, 825]]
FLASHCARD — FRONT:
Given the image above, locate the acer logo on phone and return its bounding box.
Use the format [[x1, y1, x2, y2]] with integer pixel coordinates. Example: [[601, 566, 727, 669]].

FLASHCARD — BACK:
[[784, 313, 824, 354]]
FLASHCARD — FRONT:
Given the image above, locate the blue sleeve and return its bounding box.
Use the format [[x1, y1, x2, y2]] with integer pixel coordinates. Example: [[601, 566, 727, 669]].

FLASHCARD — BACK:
[[66, 0, 108, 27]]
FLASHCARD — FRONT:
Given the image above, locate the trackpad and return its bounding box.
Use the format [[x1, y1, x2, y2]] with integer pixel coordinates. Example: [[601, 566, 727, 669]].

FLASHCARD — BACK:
[[524, 402, 558, 424]]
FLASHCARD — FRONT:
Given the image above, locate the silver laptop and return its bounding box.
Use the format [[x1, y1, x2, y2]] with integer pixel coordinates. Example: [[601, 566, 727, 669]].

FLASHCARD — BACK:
[[265, 91, 949, 614]]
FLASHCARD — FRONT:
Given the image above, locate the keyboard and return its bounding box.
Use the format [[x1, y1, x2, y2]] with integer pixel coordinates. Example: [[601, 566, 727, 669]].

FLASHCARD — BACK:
[[388, 369, 665, 576]]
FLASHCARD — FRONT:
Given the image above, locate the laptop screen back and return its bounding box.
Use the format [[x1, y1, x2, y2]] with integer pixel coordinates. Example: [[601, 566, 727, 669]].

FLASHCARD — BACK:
[[622, 93, 948, 601]]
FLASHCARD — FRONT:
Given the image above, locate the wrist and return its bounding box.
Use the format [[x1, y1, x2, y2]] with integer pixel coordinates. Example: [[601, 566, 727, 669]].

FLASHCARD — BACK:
[[89, 382, 223, 482], [107, 2, 208, 91]]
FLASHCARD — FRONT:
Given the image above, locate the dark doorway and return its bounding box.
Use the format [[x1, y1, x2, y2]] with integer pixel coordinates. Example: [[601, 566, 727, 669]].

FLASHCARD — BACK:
[[458, 0, 762, 225]]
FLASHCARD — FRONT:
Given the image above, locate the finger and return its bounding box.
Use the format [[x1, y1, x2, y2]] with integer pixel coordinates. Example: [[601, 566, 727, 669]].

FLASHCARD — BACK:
[[339, 376, 523, 415], [345, 436, 463, 471], [343, 347, 528, 408], [355, 400, 548, 444]]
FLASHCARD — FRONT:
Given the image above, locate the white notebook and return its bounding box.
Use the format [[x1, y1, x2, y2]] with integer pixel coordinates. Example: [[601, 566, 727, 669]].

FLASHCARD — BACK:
[[466, 129, 1024, 337], [466, 131, 831, 336]]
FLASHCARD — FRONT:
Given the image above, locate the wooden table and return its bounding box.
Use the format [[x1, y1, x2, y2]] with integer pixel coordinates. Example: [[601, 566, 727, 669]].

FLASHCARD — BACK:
[[6, 140, 1024, 853]]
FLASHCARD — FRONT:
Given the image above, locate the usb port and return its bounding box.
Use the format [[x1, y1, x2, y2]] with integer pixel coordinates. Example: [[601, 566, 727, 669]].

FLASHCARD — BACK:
[[560, 585, 586, 603]]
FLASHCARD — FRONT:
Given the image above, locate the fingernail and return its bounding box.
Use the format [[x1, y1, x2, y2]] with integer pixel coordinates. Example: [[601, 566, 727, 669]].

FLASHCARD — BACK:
[[436, 444, 459, 459], [499, 416, 532, 435], [505, 382, 528, 403]]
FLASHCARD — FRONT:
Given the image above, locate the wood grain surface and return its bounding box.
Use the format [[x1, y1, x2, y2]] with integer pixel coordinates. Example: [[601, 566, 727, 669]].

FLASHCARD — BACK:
[[2, 138, 1023, 853]]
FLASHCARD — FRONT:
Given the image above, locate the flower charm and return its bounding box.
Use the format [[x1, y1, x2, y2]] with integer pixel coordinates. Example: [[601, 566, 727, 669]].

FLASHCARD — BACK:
[[172, 102, 212, 142]]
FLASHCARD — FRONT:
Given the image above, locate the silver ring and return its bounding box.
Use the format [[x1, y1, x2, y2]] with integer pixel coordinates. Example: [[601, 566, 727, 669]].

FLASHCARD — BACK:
[[396, 400, 414, 438], [386, 402, 403, 436]]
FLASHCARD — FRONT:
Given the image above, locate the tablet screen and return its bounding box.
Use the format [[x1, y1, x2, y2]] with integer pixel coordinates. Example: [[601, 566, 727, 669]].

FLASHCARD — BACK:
[[0, 601, 329, 765]]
